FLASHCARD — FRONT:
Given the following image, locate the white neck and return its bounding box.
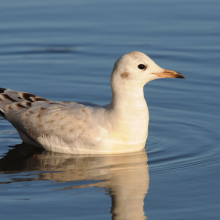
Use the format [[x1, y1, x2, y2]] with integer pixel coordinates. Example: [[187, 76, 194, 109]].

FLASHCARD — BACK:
[[106, 82, 149, 147], [110, 83, 148, 119]]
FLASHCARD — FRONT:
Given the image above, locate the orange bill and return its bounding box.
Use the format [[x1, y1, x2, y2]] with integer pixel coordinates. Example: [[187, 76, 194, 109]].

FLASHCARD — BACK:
[[154, 69, 185, 78]]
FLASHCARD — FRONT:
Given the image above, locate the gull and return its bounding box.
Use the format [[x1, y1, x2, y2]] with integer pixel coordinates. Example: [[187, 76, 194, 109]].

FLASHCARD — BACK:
[[0, 51, 184, 154]]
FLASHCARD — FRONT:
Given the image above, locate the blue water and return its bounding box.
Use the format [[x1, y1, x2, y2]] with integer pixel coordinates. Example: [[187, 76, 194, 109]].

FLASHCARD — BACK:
[[0, 0, 220, 219]]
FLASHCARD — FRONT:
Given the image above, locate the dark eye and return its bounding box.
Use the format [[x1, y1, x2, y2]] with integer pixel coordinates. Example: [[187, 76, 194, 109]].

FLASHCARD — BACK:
[[138, 64, 146, 70]]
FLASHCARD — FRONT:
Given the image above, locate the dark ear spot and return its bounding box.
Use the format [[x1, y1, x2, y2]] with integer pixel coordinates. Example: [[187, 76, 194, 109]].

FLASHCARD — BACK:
[[120, 72, 129, 78]]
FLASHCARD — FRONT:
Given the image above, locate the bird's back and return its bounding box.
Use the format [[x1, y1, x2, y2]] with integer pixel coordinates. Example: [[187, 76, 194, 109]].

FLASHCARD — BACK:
[[0, 88, 110, 153]]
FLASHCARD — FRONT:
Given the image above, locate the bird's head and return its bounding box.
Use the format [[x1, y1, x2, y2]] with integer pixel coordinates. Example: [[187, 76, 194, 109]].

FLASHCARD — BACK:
[[111, 51, 184, 88]]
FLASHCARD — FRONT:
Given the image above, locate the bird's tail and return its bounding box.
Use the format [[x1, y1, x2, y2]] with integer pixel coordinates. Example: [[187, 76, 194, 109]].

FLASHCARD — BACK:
[[0, 87, 48, 118]]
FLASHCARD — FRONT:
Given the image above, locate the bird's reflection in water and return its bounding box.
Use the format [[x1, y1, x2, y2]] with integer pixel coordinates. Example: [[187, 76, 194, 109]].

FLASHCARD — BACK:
[[0, 143, 149, 220]]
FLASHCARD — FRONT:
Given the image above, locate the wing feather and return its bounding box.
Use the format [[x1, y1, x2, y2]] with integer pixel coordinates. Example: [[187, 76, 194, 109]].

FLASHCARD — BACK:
[[0, 88, 108, 151]]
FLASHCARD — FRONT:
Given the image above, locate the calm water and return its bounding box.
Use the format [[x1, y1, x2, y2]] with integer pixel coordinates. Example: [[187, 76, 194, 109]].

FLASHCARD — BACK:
[[0, 0, 220, 219]]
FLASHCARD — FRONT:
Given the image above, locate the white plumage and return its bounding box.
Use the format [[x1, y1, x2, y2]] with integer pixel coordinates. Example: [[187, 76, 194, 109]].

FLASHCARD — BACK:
[[0, 51, 184, 154]]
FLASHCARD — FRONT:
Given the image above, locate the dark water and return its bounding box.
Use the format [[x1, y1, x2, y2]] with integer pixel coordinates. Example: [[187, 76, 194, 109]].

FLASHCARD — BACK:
[[0, 0, 220, 219]]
